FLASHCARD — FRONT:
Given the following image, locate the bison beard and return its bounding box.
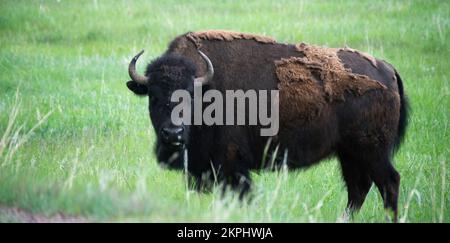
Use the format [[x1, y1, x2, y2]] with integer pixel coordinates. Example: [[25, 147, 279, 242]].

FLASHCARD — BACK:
[[126, 30, 409, 222]]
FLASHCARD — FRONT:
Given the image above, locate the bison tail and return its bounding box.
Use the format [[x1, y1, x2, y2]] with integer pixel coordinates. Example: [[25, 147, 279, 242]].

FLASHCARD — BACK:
[[394, 69, 409, 152]]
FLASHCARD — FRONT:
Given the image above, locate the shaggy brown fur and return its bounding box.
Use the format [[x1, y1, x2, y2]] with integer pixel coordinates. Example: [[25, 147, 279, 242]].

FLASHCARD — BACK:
[[186, 30, 277, 49], [294, 44, 386, 100], [275, 43, 387, 124], [275, 57, 326, 124]]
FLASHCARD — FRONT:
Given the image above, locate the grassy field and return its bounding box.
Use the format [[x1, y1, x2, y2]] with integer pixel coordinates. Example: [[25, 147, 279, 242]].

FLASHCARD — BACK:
[[0, 0, 448, 222]]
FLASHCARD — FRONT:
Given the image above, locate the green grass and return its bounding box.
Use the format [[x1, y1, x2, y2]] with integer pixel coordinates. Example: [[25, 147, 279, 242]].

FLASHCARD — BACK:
[[0, 0, 448, 222]]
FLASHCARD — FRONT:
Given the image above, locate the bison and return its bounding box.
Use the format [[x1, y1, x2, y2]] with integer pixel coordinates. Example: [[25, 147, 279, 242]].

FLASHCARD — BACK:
[[126, 30, 409, 221]]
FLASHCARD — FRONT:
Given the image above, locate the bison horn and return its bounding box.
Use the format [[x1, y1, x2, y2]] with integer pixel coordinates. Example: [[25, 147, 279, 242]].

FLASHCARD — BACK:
[[128, 50, 149, 85], [194, 50, 214, 85]]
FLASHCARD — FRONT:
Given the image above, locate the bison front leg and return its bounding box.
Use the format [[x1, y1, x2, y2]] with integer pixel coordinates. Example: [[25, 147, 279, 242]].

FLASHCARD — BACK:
[[213, 142, 252, 200], [220, 168, 252, 200]]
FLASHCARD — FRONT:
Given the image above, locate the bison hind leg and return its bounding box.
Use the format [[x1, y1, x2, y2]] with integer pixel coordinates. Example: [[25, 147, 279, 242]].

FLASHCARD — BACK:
[[338, 147, 400, 222], [370, 157, 400, 222], [338, 150, 373, 216]]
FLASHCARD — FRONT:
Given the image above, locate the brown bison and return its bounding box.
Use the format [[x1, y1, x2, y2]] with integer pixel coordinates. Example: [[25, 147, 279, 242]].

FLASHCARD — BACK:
[[126, 30, 409, 221]]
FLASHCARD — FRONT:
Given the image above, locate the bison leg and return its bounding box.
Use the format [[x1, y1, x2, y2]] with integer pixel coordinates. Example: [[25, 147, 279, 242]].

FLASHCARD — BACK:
[[188, 171, 215, 193], [188, 167, 251, 197], [211, 142, 252, 200], [338, 151, 373, 215], [368, 156, 401, 222], [221, 168, 252, 200], [351, 149, 400, 222]]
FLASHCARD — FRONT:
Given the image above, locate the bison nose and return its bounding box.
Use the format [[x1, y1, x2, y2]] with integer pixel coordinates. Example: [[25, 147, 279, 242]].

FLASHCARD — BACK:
[[161, 127, 184, 145]]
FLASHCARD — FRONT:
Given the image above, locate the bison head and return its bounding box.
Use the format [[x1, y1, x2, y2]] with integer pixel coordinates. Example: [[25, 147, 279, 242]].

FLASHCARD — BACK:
[[126, 50, 213, 169]]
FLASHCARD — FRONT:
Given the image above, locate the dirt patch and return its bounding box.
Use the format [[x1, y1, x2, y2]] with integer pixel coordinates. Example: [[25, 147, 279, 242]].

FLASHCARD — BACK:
[[0, 206, 89, 223], [186, 30, 277, 48]]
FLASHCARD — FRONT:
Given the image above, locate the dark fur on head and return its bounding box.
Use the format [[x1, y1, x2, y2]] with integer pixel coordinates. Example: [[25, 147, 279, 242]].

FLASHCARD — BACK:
[[128, 54, 198, 169], [146, 54, 197, 89]]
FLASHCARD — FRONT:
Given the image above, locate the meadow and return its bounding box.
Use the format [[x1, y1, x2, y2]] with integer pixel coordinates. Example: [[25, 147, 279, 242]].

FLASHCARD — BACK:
[[0, 0, 448, 222]]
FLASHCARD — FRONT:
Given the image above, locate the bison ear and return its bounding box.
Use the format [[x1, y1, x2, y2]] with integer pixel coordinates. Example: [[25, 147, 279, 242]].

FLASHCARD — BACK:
[[126, 80, 148, 96]]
